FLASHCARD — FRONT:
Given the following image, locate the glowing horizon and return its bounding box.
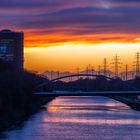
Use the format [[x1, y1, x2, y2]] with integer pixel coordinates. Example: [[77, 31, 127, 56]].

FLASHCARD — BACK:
[[24, 42, 140, 73], [1, 0, 140, 73]]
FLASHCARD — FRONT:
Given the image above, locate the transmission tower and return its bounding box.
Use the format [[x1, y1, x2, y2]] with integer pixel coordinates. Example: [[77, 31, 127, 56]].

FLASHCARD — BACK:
[[102, 58, 109, 76], [88, 64, 91, 73], [134, 52, 140, 77], [125, 64, 128, 81], [112, 55, 121, 78], [91, 66, 94, 75]]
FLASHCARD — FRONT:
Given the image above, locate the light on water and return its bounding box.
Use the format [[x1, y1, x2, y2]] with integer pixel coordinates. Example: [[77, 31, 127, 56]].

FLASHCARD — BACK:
[[3, 96, 140, 140]]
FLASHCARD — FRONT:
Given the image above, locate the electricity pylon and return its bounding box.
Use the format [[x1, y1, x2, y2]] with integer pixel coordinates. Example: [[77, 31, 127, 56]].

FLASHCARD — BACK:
[[111, 55, 121, 78], [134, 52, 140, 77], [102, 58, 109, 76]]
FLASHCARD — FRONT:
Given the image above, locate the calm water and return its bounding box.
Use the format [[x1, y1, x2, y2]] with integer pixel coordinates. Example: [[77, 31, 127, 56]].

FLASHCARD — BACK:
[[2, 96, 140, 140]]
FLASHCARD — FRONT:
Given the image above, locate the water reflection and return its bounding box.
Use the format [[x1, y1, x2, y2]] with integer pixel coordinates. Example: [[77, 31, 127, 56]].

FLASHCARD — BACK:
[[4, 96, 140, 140], [46, 96, 140, 125], [43, 117, 140, 125]]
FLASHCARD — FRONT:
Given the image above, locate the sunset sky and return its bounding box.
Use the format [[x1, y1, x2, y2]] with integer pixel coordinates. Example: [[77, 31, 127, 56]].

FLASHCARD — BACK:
[[1, 0, 140, 72]]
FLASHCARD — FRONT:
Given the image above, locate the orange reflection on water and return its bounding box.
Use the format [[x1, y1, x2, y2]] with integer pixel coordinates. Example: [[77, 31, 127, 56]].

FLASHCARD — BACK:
[[47, 105, 98, 114], [43, 96, 139, 126]]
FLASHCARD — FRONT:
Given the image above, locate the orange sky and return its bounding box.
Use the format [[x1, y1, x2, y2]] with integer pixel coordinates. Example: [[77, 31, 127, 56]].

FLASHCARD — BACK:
[[24, 33, 140, 73], [2, 0, 140, 73]]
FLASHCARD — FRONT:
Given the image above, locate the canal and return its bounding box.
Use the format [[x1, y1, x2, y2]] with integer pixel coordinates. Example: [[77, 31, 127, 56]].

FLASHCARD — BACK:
[[2, 96, 140, 140]]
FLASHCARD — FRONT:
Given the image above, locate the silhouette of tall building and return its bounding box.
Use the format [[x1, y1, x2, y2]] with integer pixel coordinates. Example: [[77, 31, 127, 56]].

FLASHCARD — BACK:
[[0, 29, 24, 71]]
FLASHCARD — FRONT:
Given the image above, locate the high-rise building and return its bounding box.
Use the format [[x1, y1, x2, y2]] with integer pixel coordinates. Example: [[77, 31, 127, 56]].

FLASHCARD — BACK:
[[0, 29, 24, 71]]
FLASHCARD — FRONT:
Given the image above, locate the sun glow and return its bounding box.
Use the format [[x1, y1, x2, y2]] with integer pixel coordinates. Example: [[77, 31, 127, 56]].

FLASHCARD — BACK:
[[24, 42, 140, 73]]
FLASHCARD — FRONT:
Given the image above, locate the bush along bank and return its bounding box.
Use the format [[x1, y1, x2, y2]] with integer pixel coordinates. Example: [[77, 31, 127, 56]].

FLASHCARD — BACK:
[[0, 70, 55, 132]]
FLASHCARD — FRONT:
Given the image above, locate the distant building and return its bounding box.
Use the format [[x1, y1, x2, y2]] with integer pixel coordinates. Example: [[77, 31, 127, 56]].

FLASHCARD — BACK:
[[0, 29, 24, 71]]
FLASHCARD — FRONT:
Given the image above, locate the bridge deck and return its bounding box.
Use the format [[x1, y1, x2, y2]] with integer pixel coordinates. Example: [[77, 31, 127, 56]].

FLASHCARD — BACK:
[[34, 91, 140, 96]]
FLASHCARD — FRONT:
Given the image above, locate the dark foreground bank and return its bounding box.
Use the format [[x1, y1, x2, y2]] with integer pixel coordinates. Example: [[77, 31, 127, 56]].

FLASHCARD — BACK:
[[0, 70, 55, 132], [0, 70, 140, 132]]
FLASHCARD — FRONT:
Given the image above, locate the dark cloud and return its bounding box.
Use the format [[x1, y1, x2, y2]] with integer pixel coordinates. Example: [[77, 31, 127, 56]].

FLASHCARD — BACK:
[[111, 0, 140, 3], [13, 6, 140, 33], [0, 0, 140, 45]]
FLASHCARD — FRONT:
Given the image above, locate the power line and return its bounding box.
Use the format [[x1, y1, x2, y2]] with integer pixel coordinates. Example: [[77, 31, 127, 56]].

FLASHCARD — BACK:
[[112, 54, 121, 78], [134, 52, 140, 77], [102, 58, 109, 76], [91, 66, 94, 75], [125, 64, 128, 81]]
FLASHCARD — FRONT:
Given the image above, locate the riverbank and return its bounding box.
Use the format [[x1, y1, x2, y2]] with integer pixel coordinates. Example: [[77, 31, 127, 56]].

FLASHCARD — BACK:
[[110, 96, 140, 111], [4, 96, 140, 140], [0, 70, 140, 132], [0, 70, 55, 132]]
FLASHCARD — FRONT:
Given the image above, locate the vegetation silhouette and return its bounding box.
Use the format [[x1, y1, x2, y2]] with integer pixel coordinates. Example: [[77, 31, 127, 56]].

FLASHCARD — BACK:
[[0, 61, 53, 131], [0, 61, 140, 131]]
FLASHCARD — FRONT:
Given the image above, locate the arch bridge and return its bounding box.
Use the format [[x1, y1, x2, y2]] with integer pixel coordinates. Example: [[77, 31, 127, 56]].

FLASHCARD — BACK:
[[37, 74, 114, 89], [34, 74, 140, 96]]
